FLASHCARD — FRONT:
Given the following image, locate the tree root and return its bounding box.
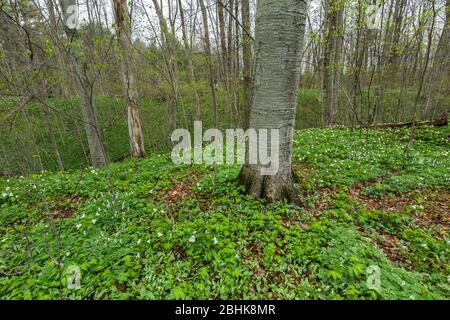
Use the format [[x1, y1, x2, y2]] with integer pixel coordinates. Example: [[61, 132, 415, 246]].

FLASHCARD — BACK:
[[238, 165, 302, 205]]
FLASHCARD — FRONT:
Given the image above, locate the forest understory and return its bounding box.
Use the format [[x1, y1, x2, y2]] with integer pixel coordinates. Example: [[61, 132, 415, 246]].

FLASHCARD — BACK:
[[1, 125, 448, 299]]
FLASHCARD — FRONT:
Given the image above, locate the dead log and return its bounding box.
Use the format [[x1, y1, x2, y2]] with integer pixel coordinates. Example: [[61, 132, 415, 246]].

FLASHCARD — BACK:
[[363, 115, 448, 129]]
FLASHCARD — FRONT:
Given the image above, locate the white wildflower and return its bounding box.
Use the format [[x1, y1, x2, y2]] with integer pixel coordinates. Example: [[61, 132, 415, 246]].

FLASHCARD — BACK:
[[157, 232, 163, 238], [91, 219, 97, 224], [188, 235, 196, 243], [75, 224, 82, 230], [213, 237, 218, 245]]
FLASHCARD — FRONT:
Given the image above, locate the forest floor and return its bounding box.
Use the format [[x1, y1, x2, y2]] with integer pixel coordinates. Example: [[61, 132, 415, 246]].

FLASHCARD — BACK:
[[0, 125, 449, 299]]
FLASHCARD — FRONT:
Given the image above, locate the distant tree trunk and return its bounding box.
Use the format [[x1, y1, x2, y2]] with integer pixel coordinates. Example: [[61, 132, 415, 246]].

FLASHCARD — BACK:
[[241, 0, 252, 128], [178, 0, 201, 119], [424, 0, 450, 118], [113, 0, 146, 158], [322, 0, 344, 126], [227, 0, 234, 76], [350, 0, 367, 126], [199, 0, 219, 127], [415, 2, 436, 118], [217, 1, 228, 80], [46, 0, 71, 97], [234, 0, 242, 126], [217, 0, 231, 124], [27, 3, 65, 171], [152, 0, 181, 131], [239, 0, 307, 203], [375, 0, 406, 123], [43, 104, 65, 171], [60, 0, 107, 168], [434, 0, 450, 68]]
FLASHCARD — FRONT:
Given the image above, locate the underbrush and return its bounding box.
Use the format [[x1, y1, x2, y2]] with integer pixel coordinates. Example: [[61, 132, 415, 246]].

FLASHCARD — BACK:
[[1, 126, 448, 299]]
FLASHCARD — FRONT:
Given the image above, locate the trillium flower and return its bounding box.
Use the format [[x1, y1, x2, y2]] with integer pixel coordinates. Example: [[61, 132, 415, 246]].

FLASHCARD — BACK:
[[137, 239, 142, 245], [157, 232, 163, 238], [188, 235, 196, 243], [91, 219, 97, 224], [1, 192, 7, 197], [213, 237, 218, 245], [75, 224, 82, 230]]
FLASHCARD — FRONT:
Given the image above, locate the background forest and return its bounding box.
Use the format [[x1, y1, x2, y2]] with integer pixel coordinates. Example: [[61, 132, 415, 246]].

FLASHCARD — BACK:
[[0, 0, 448, 174]]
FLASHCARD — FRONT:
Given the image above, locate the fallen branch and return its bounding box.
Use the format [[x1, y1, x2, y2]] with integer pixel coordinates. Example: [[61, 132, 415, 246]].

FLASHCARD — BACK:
[[363, 115, 448, 129]]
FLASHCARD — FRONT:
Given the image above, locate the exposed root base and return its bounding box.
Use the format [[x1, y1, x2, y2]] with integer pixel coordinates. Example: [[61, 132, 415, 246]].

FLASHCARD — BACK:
[[238, 165, 301, 205]]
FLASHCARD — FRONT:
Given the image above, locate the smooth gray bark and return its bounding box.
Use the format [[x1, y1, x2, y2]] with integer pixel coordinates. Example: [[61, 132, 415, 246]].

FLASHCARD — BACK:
[[241, 0, 252, 128], [239, 0, 308, 203]]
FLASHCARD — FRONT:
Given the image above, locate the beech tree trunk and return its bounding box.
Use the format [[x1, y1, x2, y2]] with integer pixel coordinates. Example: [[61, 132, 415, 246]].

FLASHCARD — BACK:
[[241, 0, 252, 128], [113, 0, 146, 158], [239, 0, 307, 203]]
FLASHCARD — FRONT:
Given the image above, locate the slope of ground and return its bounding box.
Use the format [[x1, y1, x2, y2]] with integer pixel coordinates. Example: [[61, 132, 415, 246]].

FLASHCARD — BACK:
[[0, 126, 448, 299]]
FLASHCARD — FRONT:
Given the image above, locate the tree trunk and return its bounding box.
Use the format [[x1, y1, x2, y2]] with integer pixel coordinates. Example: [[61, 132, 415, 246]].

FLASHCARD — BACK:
[[60, 0, 107, 168], [241, 0, 252, 128], [217, 0, 231, 124], [28, 2, 65, 171], [234, 0, 241, 126], [238, 0, 307, 203], [424, 0, 450, 118], [152, 0, 181, 131], [199, 0, 219, 127], [322, 0, 344, 126], [178, 0, 201, 119], [46, 0, 71, 97], [113, 0, 146, 158]]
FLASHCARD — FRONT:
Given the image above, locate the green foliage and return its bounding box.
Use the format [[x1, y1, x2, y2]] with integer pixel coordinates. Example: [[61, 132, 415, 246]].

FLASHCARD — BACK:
[[293, 126, 449, 193], [0, 126, 448, 300]]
